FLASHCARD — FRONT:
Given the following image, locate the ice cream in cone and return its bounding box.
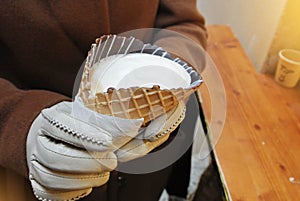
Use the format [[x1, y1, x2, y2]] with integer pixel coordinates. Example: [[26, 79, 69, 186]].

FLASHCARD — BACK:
[[78, 35, 202, 125]]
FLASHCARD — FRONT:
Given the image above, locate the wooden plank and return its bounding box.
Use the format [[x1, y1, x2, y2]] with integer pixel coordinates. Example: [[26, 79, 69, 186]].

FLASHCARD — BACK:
[[200, 25, 300, 201]]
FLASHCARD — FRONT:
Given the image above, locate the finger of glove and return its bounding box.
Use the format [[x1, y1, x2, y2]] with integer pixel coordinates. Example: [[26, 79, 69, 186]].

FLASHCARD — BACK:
[[30, 176, 92, 201], [41, 101, 114, 152], [72, 98, 144, 148], [36, 134, 117, 173], [115, 133, 170, 162], [144, 101, 186, 141], [30, 160, 110, 190]]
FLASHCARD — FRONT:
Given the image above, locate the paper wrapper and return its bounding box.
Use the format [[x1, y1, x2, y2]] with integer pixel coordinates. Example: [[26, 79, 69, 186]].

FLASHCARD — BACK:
[[77, 35, 203, 125]]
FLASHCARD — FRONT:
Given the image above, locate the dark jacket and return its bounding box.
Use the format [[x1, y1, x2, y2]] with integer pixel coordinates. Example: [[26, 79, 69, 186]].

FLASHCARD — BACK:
[[0, 0, 207, 200]]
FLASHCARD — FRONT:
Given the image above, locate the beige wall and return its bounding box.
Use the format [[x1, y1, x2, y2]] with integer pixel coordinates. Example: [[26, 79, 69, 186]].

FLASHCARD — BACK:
[[262, 0, 300, 73], [197, 0, 287, 71]]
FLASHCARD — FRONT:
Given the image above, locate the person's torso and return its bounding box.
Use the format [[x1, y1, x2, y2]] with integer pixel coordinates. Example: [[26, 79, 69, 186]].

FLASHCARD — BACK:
[[0, 0, 158, 96]]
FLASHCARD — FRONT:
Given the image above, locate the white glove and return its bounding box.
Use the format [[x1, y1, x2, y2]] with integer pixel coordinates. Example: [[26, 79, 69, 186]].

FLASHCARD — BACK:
[[115, 101, 186, 162], [26, 100, 143, 201]]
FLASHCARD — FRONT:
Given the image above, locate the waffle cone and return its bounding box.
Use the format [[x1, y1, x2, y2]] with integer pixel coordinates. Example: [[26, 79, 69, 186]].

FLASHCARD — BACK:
[[77, 34, 202, 125], [82, 85, 195, 126]]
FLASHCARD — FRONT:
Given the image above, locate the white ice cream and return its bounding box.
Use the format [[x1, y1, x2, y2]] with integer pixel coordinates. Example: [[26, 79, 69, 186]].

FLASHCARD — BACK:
[[90, 53, 191, 94]]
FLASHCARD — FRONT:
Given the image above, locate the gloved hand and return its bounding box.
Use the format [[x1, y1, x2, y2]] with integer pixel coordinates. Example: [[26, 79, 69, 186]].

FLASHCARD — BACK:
[[115, 101, 186, 162], [26, 100, 143, 201]]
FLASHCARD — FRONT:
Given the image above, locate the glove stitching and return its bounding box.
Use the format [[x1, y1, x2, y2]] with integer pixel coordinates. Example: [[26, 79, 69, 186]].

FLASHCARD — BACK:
[[117, 134, 170, 158], [119, 140, 145, 153], [151, 106, 186, 141], [33, 189, 88, 201], [30, 174, 90, 201], [32, 161, 109, 180], [117, 106, 186, 157], [41, 112, 107, 146], [57, 104, 112, 139], [40, 129, 83, 148], [38, 136, 115, 160]]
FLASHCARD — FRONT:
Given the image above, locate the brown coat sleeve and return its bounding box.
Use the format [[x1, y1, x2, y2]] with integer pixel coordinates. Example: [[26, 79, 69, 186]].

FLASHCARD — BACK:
[[0, 78, 68, 177], [155, 0, 207, 48]]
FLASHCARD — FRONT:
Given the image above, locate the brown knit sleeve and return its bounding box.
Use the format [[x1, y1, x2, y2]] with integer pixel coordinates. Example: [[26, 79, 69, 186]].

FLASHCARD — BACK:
[[154, 0, 207, 48], [0, 78, 69, 177]]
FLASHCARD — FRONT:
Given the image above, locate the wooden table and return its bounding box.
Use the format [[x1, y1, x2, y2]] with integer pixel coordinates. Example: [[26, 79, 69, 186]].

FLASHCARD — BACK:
[[200, 25, 300, 201]]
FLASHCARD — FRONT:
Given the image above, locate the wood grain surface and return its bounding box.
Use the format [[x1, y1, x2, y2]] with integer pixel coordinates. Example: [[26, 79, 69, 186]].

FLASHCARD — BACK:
[[200, 25, 300, 201]]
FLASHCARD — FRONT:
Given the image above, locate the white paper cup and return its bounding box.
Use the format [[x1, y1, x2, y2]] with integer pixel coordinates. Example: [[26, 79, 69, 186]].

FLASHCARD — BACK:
[[275, 49, 300, 88]]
